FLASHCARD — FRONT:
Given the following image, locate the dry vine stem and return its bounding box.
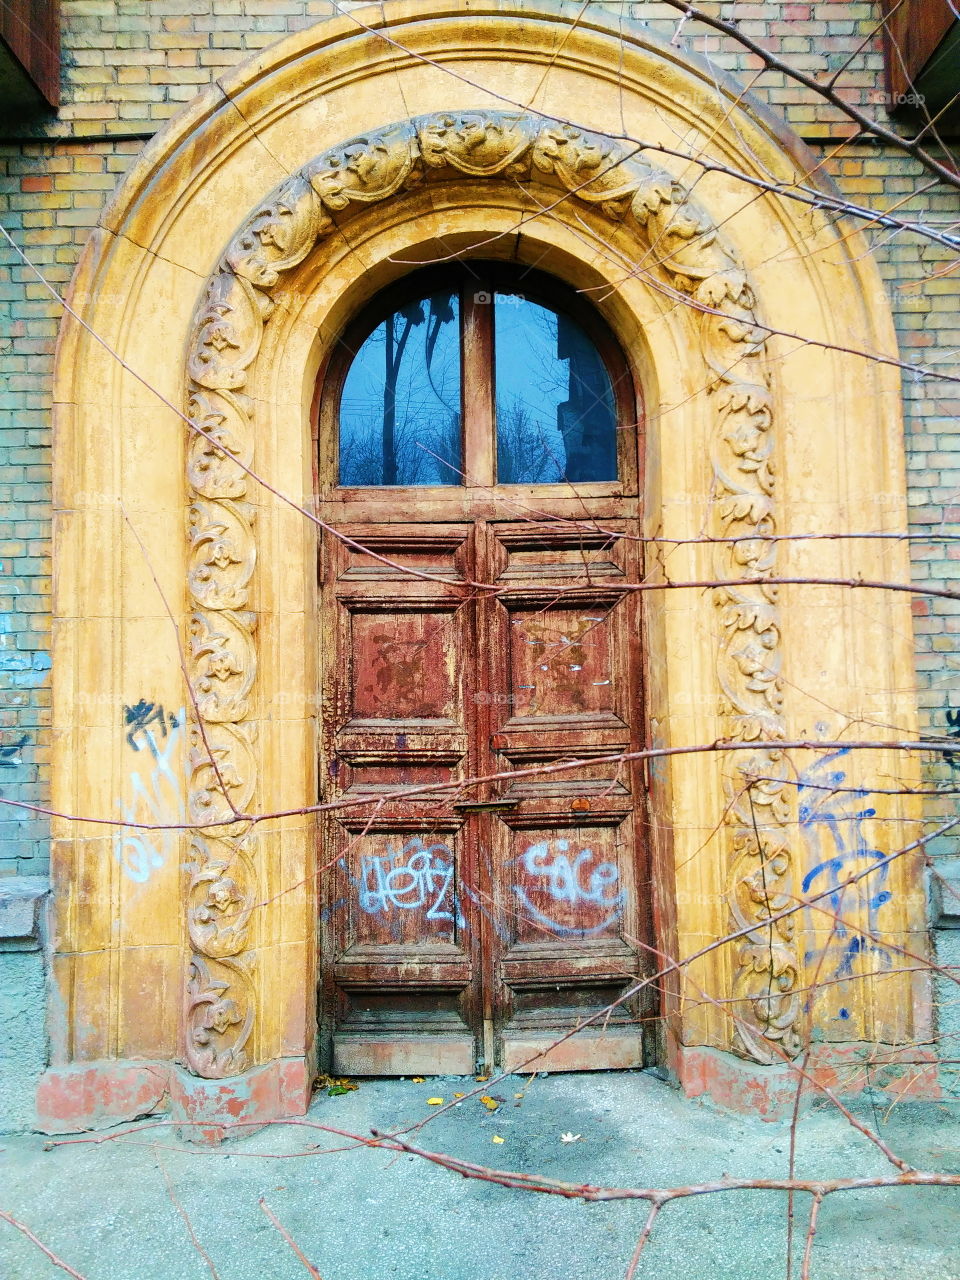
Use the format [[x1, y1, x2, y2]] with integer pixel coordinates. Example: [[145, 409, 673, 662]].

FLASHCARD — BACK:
[[2, 3, 958, 1278], [0, 736, 955, 832], [366, 1132, 960, 1203], [259, 1199, 325, 1280], [0, 1210, 90, 1280], [154, 1146, 224, 1280]]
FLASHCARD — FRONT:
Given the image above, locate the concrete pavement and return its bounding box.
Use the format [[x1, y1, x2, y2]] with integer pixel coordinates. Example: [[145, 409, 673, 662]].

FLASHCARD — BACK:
[[3, 1070, 960, 1279]]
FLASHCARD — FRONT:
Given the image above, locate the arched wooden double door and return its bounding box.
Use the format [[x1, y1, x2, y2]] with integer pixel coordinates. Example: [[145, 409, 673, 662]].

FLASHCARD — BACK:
[[317, 264, 653, 1075]]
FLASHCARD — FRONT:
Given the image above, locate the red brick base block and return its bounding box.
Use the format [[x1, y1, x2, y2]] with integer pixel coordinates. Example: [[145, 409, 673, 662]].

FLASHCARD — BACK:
[[36, 1058, 312, 1138], [36, 1062, 170, 1134], [168, 1058, 313, 1144], [678, 1044, 941, 1120]]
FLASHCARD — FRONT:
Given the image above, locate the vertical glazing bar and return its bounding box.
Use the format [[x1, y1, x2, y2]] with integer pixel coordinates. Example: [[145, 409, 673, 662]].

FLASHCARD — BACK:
[[461, 279, 496, 487]]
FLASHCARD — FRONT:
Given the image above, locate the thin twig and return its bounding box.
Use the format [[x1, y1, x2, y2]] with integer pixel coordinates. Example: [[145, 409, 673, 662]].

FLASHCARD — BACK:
[[154, 1146, 223, 1280], [0, 1209, 90, 1280], [259, 1197, 324, 1279], [655, 0, 960, 190], [0, 737, 956, 832], [624, 1200, 664, 1280], [801, 1191, 825, 1280], [120, 503, 241, 821]]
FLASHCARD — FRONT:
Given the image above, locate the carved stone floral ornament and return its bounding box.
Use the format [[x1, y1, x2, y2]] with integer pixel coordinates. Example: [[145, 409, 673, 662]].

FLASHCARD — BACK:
[[183, 109, 799, 1077]]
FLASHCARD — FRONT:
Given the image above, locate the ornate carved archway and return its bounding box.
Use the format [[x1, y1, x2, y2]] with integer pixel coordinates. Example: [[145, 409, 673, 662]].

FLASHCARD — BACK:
[[42, 1, 927, 1132], [183, 109, 796, 1077]]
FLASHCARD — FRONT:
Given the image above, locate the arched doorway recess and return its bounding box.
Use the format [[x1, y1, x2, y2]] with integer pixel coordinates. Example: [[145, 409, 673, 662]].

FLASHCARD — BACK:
[[315, 258, 649, 1075], [43, 1, 926, 1132]]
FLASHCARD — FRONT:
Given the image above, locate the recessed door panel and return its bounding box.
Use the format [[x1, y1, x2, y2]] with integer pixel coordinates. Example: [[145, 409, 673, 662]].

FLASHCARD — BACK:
[[345, 828, 463, 948], [506, 605, 620, 722], [504, 824, 630, 945], [349, 607, 460, 722]]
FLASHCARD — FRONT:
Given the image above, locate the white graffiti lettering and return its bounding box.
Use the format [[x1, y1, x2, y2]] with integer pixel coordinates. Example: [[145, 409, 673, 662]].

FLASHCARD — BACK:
[[358, 838, 460, 924], [114, 706, 186, 884], [512, 838, 626, 937]]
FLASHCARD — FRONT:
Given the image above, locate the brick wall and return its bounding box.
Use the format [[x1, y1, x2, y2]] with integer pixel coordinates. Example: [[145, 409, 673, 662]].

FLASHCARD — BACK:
[[0, 0, 957, 880]]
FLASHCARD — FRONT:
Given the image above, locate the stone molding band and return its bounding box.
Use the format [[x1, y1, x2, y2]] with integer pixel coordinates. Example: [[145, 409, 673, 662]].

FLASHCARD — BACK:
[[182, 109, 799, 1077]]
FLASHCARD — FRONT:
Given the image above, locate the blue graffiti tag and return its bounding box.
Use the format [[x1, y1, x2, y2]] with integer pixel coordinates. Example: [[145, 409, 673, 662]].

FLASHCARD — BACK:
[[799, 748, 892, 981], [357, 837, 462, 925], [511, 838, 626, 938]]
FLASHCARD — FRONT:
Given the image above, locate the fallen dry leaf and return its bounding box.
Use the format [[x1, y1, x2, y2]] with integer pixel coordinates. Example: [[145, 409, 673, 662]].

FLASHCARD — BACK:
[[426, 1097, 444, 1105], [491, 1135, 504, 1144], [560, 1132, 582, 1143], [316, 1073, 357, 1091], [480, 1095, 499, 1111], [475, 1075, 489, 1082], [316, 1073, 358, 1097], [411, 1076, 425, 1084], [453, 1092, 465, 1099]]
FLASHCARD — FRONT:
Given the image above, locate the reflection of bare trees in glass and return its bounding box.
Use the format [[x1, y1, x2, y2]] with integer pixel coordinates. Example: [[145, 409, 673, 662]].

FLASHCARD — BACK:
[[340, 407, 461, 486], [495, 300, 617, 484], [497, 399, 565, 483], [380, 301, 420, 486], [340, 292, 461, 486]]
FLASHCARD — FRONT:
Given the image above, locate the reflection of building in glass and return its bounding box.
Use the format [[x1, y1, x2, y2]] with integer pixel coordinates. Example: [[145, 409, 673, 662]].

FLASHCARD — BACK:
[[495, 295, 618, 484], [557, 313, 618, 482]]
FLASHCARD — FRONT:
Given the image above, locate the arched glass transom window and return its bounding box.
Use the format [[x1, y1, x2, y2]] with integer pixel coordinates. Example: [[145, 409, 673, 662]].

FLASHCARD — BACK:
[[333, 264, 630, 488]]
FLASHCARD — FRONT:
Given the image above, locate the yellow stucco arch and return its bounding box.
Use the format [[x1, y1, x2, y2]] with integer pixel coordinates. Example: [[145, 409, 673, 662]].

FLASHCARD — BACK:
[[42, 0, 927, 1131]]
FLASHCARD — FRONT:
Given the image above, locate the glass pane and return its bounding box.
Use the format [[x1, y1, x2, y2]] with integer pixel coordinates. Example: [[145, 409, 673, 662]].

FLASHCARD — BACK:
[[339, 290, 461, 486], [495, 293, 618, 484]]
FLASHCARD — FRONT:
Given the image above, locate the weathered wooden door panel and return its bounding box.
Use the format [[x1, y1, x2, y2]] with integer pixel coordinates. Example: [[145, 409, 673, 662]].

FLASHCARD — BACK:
[[320, 515, 651, 1073], [493, 812, 645, 1071], [320, 524, 480, 1074], [478, 520, 650, 1070], [329, 818, 476, 1076]]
